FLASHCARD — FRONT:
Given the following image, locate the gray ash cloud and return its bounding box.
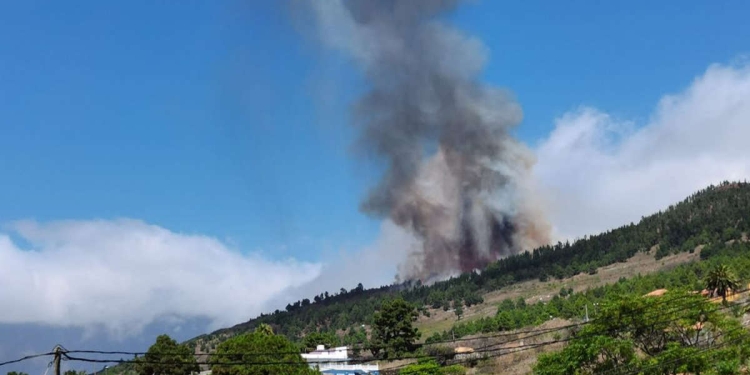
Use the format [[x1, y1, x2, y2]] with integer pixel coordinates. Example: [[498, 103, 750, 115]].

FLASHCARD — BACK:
[[310, 0, 550, 281]]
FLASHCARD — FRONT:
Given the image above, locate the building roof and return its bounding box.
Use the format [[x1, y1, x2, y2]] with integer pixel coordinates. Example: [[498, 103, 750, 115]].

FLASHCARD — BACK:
[[301, 345, 349, 363]]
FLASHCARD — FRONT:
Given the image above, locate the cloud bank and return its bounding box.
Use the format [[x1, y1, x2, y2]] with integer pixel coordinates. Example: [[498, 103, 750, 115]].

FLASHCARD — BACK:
[[0, 219, 321, 336], [265, 220, 417, 308], [535, 62, 750, 240]]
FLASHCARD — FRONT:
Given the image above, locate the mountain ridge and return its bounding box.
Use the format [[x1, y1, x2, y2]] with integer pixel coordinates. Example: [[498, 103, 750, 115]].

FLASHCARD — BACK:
[[183, 181, 749, 353]]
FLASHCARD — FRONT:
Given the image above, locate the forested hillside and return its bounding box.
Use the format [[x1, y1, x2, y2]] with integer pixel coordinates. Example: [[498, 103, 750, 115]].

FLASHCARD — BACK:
[[188, 181, 750, 352], [428, 240, 750, 343]]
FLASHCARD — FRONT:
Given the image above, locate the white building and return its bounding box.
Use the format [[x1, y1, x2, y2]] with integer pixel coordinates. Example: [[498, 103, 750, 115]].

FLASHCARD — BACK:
[[301, 345, 379, 375]]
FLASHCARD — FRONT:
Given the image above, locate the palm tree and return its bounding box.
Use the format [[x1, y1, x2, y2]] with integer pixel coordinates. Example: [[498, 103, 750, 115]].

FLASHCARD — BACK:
[[705, 264, 740, 303]]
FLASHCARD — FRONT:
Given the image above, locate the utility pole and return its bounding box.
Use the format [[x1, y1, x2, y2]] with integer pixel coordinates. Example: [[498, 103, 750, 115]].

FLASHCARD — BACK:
[[584, 304, 589, 323], [53, 346, 63, 375]]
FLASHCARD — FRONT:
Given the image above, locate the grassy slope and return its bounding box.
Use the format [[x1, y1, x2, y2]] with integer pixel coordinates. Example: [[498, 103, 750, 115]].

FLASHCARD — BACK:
[[414, 246, 701, 339]]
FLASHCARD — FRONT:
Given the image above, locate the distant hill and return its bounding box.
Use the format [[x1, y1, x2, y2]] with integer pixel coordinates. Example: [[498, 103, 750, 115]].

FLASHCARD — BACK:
[[186, 181, 749, 355]]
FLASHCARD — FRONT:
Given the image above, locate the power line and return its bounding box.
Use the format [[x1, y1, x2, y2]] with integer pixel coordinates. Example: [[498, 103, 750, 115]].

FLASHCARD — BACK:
[[12, 289, 748, 373], [416, 286, 719, 348], [94, 296, 742, 372], [64, 349, 443, 367], [604, 324, 750, 375], [432, 317, 748, 375], [66, 289, 706, 363], [0, 352, 54, 368], [69, 287, 741, 363], [449, 289, 722, 356], [386, 295, 750, 372], [63, 291, 731, 372], [489, 296, 750, 354], [62, 355, 313, 367], [485, 299, 750, 374]]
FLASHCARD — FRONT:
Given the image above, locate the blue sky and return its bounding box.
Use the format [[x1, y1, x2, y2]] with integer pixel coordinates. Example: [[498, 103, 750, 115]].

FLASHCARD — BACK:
[[2, 1, 750, 370], [0, 1, 371, 261], [2, 1, 749, 261]]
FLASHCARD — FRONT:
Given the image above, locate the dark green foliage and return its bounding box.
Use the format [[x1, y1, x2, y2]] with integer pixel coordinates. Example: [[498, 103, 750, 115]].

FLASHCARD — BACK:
[[370, 298, 420, 359], [429, 241, 750, 342], [486, 181, 749, 275], [398, 361, 441, 375], [300, 331, 340, 352], [422, 345, 456, 365], [7, 372, 30, 375], [439, 365, 467, 375], [427, 290, 446, 309], [211, 329, 315, 375], [586, 263, 597, 275], [534, 290, 750, 374], [342, 327, 368, 356], [353, 283, 364, 294], [253, 323, 273, 336], [453, 301, 463, 320], [463, 292, 483, 307], [135, 335, 198, 375]]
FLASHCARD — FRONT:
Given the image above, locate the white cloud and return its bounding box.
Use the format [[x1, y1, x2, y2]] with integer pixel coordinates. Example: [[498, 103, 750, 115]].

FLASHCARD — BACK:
[[263, 220, 416, 307], [535, 62, 750, 241], [0, 219, 321, 337]]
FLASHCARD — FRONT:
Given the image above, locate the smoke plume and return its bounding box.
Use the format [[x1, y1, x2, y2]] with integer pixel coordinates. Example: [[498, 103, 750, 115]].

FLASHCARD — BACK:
[[311, 0, 549, 281]]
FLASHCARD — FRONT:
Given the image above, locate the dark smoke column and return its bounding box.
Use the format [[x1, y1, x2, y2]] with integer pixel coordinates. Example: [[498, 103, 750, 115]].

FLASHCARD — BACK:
[[311, 0, 550, 282]]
